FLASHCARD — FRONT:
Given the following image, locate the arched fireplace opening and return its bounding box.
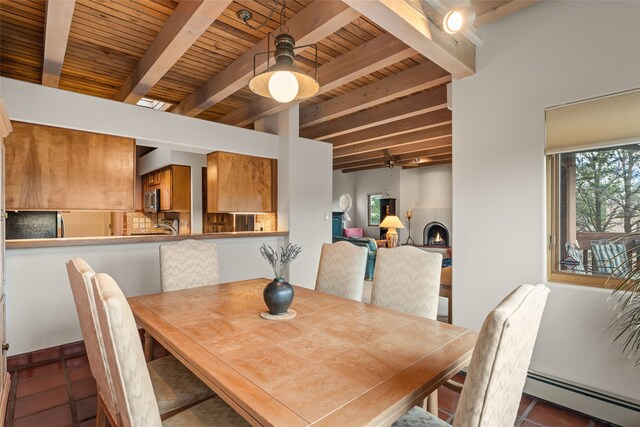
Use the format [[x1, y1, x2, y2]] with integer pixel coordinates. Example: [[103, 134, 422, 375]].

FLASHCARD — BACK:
[[423, 222, 449, 247]]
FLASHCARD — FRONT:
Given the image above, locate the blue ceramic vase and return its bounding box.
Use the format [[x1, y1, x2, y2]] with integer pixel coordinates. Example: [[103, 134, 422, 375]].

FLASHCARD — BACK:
[[263, 277, 294, 315]]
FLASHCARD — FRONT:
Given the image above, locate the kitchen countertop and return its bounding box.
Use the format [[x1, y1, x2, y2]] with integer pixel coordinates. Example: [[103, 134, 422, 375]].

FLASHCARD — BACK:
[[6, 230, 288, 249]]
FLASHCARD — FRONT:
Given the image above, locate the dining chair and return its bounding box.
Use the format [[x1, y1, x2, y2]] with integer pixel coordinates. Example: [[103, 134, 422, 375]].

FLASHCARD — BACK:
[[371, 246, 442, 319], [160, 239, 219, 291], [590, 240, 629, 277], [66, 259, 214, 425], [315, 241, 368, 301], [91, 272, 249, 426], [392, 284, 550, 427], [371, 246, 443, 412]]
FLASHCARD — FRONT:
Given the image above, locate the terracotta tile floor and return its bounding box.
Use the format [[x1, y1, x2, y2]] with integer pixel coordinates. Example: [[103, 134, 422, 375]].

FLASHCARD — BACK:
[[4, 349, 619, 426]]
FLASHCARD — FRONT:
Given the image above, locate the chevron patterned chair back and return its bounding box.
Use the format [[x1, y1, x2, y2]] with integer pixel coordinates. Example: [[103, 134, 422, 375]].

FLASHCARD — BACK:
[[160, 240, 219, 291], [371, 246, 442, 319], [315, 241, 368, 302]]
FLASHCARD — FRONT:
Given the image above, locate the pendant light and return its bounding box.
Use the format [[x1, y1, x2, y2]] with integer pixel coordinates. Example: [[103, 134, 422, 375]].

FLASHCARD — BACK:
[[238, 1, 319, 103]]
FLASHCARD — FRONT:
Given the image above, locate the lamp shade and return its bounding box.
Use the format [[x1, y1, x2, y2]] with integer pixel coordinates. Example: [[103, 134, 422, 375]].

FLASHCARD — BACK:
[[248, 33, 319, 103], [248, 62, 319, 102], [379, 215, 404, 229]]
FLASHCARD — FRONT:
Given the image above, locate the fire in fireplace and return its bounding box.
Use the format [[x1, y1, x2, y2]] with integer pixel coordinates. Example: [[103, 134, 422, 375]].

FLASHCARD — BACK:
[[423, 222, 449, 247]]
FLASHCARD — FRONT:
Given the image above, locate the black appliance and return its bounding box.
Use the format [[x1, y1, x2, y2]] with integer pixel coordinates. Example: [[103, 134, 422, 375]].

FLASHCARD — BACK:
[[6, 211, 64, 239], [379, 198, 396, 239]]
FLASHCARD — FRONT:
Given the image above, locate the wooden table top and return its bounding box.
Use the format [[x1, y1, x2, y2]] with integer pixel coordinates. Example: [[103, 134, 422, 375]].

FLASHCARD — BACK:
[[129, 278, 476, 427]]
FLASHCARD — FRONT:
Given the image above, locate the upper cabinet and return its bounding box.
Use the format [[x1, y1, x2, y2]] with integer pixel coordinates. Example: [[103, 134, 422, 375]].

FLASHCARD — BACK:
[[207, 151, 276, 213], [4, 122, 135, 211], [143, 165, 191, 212]]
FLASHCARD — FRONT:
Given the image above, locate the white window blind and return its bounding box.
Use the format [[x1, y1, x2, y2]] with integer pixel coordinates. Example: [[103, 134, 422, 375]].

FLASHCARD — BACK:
[[545, 88, 640, 154]]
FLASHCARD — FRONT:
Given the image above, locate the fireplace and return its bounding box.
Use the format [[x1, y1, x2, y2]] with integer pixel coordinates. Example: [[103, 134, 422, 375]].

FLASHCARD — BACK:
[[423, 222, 449, 247]]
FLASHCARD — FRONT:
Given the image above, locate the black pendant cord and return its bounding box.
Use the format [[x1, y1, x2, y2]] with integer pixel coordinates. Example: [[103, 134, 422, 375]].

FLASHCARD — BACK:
[[237, 0, 289, 33]]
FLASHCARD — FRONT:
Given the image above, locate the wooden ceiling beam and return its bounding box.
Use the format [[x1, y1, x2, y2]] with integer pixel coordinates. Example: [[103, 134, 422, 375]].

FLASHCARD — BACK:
[[302, 86, 447, 141], [342, 0, 475, 78], [327, 109, 451, 147], [472, 0, 538, 28], [397, 152, 452, 165], [218, 33, 415, 127], [115, 0, 231, 104], [401, 158, 452, 169], [42, 0, 76, 88], [333, 150, 451, 171], [173, 1, 360, 117], [334, 128, 451, 158], [299, 61, 450, 128], [333, 145, 451, 169]]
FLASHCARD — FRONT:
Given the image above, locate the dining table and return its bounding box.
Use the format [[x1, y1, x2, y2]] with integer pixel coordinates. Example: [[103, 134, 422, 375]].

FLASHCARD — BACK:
[[128, 278, 477, 426]]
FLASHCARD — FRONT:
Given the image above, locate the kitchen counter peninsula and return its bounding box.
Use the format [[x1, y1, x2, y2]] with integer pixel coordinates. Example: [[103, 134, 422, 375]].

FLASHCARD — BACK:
[[6, 231, 288, 249]]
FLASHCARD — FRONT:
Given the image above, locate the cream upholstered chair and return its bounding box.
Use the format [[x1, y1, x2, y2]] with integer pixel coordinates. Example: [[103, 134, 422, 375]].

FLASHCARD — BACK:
[[66, 259, 118, 423], [160, 239, 219, 291], [91, 272, 248, 426], [392, 284, 550, 427], [371, 246, 442, 319], [315, 241, 368, 301], [66, 259, 214, 425], [372, 246, 443, 412]]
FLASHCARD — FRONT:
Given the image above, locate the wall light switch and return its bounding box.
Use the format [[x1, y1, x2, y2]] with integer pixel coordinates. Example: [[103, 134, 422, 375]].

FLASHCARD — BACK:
[[324, 212, 330, 221]]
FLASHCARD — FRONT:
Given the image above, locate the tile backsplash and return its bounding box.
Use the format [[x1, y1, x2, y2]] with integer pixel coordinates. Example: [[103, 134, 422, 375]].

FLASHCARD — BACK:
[[255, 213, 276, 232], [125, 211, 191, 235]]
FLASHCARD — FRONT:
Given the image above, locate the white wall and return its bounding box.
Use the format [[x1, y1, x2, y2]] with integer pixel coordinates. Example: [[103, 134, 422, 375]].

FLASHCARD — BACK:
[[412, 165, 452, 245], [258, 106, 333, 288], [6, 236, 284, 354], [453, 0, 640, 404], [353, 168, 400, 238], [288, 137, 333, 287], [332, 170, 355, 211], [397, 169, 419, 244]]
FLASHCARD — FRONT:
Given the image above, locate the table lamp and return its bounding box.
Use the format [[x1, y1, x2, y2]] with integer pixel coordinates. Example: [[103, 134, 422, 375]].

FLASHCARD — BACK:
[[379, 215, 404, 248]]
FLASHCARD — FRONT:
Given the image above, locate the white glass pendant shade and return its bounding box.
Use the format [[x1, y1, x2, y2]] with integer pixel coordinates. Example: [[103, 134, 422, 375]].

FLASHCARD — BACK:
[[249, 63, 319, 103], [443, 10, 463, 34], [268, 71, 299, 103]]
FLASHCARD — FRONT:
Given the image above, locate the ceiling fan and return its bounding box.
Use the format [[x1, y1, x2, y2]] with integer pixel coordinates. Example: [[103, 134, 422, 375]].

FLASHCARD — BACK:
[[382, 149, 398, 168], [379, 149, 442, 169]]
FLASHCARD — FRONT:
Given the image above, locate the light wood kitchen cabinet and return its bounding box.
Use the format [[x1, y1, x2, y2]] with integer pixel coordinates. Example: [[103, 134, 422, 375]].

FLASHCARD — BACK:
[[4, 122, 135, 211], [143, 165, 190, 212], [207, 151, 276, 213]]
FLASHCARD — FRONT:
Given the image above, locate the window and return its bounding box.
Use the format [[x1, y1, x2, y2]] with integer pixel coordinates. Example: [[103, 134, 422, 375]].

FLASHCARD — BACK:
[[136, 97, 172, 111], [549, 145, 640, 285], [547, 89, 640, 287], [368, 193, 382, 226]]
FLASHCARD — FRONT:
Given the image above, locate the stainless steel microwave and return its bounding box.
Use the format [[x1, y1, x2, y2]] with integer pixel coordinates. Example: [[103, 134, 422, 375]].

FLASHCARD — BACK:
[[144, 189, 160, 213]]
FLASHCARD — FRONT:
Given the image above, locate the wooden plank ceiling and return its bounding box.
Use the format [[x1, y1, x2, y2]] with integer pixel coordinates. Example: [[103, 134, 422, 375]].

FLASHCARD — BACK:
[[0, 0, 533, 172]]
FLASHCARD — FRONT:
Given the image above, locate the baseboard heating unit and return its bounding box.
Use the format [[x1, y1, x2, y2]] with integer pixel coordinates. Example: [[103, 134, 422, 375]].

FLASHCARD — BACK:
[[524, 371, 639, 426]]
